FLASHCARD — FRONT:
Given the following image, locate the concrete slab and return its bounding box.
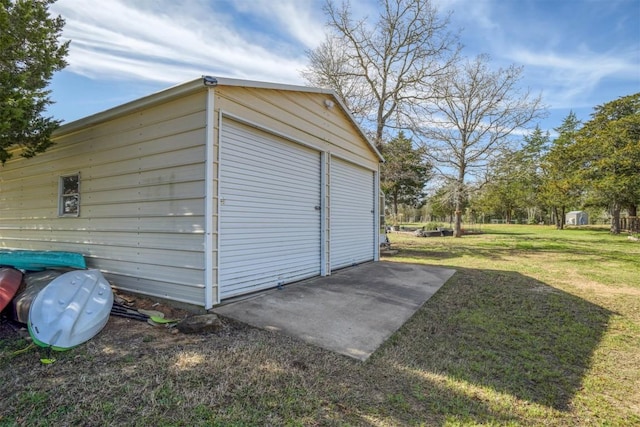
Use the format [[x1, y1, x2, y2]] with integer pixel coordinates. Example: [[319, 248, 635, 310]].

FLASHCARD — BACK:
[[213, 262, 456, 361]]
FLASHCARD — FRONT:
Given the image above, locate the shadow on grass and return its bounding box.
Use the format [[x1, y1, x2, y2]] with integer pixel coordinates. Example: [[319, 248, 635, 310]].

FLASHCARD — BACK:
[[380, 266, 613, 414], [199, 264, 616, 425], [393, 227, 637, 265]]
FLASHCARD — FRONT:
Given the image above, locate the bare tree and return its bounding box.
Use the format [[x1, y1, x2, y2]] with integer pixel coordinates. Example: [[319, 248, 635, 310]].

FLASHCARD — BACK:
[[415, 54, 546, 237], [301, 0, 459, 148]]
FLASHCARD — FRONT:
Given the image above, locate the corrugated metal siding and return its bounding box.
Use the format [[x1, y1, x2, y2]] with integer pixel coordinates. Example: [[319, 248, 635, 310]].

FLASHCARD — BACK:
[[215, 87, 379, 170], [219, 119, 321, 298], [330, 157, 375, 270], [0, 91, 208, 306]]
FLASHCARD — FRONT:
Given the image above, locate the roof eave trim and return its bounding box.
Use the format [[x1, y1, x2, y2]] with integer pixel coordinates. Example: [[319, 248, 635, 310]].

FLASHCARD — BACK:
[[211, 76, 334, 95], [328, 93, 384, 162]]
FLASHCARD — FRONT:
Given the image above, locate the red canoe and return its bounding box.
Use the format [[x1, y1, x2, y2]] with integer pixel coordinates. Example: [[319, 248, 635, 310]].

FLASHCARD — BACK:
[[0, 267, 24, 312]]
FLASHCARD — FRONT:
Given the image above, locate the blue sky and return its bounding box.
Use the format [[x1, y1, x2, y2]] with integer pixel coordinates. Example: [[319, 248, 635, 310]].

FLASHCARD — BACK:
[[47, 0, 639, 137]]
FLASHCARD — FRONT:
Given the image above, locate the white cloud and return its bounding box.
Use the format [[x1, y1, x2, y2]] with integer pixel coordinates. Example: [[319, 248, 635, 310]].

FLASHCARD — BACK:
[[435, 0, 497, 31], [51, 0, 315, 84], [507, 48, 638, 108], [230, 0, 326, 49], [435, 0, 639, 112], [46, 0, 638, 131]]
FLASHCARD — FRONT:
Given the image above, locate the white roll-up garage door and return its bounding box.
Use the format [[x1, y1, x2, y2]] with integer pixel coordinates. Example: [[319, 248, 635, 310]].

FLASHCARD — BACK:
[[330, 157, 375, 270], [219, 120, 321, 299]]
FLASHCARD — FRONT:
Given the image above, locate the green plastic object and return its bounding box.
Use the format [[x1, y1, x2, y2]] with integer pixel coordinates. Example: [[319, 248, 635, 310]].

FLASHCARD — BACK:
[[0, 250, 86, 271]]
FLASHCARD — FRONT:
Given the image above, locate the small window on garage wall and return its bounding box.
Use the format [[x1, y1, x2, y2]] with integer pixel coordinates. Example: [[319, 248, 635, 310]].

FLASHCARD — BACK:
[[58, 173, 80, 217]]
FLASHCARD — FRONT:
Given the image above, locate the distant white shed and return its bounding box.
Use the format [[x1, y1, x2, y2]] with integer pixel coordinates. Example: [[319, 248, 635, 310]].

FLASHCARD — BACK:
[[566, 211, 588, 225]]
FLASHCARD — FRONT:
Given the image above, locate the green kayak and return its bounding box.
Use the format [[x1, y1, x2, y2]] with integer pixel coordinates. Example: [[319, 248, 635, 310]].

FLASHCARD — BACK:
[[0, 250, 86, 271]]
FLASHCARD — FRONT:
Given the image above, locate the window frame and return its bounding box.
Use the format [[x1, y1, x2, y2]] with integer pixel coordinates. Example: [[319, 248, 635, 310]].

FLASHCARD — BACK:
[[58, 172, 80, 217]]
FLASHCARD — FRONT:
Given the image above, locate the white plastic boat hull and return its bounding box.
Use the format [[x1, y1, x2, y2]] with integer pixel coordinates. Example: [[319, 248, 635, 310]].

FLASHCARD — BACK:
[[28, 269, 113, 350]]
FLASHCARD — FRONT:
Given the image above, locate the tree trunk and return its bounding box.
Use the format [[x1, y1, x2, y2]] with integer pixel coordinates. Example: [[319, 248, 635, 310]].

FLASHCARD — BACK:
[[375, 118, 384, 152], [393, 194, 399, 217], [527, 207, 534, 224], [611, 202, 621, 234], [454, 208, 462, 237], [392, 191, 399, 227], [553, 206, 563, 229], [453, 179, 464, 238]]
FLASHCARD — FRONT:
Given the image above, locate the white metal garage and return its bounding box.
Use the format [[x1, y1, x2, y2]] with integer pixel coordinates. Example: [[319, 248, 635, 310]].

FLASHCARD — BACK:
[[219, 119, 322, 298], [0, 77, 383, 308], [330, 157, 376, 270]]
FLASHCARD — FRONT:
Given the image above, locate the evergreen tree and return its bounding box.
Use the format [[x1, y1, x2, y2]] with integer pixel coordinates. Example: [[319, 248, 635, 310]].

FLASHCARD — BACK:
[[0, 0, 68, 163], [380, 131, 432, 219], [477, 126, 550, 225], [576, 93, 640, 233], [540, 112, 583, 229]]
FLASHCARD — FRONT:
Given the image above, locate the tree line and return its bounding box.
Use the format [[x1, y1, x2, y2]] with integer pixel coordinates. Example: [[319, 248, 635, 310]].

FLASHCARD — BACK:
[[302, 0, 637, 235], [474, 94, 639, 234]]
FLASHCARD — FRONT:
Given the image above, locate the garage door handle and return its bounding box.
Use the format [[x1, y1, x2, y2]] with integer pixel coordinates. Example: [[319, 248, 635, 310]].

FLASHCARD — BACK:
[[315, 206, 321, 211]]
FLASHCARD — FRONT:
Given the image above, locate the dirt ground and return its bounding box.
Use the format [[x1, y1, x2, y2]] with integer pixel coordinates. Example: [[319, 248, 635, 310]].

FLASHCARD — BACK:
[[0, 290, 235, 351]]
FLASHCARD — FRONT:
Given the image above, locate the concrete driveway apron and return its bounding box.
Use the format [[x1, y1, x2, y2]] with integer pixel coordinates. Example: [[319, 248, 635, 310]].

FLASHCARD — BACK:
[[214, 261, 456, 361]]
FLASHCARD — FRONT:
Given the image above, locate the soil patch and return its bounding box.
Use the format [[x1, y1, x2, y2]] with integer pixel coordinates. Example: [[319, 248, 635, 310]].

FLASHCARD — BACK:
[[0, 290, 240, 352]]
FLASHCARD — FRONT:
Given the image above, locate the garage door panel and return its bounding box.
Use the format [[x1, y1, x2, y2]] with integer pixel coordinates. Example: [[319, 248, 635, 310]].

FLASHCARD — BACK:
[[222, 189, 317, 206], [223, 163, 318, 184], [224, 209, 315, 221], [226, 151, 317, 176], [223, 228, 313, 237], [222, 238, 322, 257], [222, 253, 322, 274], [223, 129, 317, 169], [222, 260, 318, 288], [331, 157, 375, 270], [219, 120, 321, 299]]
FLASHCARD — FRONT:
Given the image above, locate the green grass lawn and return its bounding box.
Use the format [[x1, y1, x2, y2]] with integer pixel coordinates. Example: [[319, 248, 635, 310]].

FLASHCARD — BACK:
[[1, 225, 639, 426]]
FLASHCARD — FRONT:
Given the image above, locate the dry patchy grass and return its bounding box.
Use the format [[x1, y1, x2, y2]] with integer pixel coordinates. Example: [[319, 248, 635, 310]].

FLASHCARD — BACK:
[[1, 225, 639, 426]]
